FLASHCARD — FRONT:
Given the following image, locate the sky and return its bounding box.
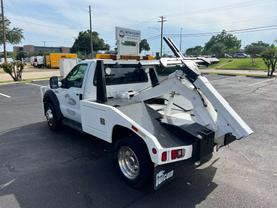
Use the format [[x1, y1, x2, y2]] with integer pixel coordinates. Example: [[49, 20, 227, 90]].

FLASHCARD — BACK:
[[3, 0, 277, 54]]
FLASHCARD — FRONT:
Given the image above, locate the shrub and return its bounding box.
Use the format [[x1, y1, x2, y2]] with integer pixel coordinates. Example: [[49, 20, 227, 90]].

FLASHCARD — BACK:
[[1, 61, 25, 81]]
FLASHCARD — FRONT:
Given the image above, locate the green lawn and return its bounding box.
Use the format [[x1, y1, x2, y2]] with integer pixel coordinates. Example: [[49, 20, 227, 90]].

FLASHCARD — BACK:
[[209, 58, 268, 70]]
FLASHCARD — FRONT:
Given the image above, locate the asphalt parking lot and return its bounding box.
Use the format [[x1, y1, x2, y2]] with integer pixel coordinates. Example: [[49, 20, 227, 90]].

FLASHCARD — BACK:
[[0, 75, 277, 208]]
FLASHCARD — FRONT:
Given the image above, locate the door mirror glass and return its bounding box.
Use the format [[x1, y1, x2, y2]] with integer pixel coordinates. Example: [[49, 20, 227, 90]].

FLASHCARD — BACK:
[[49, 76, 59, 89]]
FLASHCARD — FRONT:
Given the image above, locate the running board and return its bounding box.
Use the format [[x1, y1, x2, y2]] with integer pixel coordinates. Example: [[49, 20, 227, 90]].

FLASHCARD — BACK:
[[62, 119, 83, 132]]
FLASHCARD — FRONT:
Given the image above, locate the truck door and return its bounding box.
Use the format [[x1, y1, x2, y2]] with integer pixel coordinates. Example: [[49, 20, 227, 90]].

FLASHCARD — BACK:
[[58, 63, 88, 123]]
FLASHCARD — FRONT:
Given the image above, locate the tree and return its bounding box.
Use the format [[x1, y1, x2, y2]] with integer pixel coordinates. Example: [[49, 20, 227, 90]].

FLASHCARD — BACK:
[[15, 51, 27, 60], [71, 30, 110, 56], [186, 46, 203, 56], [244, 41, 269, 64], [203, 30, 241, 57], [261, 45, 277, 76], [0, 16, 24, 45], [139, 39, 150, 53], [0, 16, 24, 81]]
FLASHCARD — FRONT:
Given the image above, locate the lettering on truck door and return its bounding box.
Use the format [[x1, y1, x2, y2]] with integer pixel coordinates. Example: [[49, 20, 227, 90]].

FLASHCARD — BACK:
[[57, 63, 88, 123]]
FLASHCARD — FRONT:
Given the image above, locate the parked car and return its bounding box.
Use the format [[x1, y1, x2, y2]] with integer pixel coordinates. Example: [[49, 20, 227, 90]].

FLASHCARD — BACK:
[[233, 53, 250, 58], [33, 56, 45, 68]]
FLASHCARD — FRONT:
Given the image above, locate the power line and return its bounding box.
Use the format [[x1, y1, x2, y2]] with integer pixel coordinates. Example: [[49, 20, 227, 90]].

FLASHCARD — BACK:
[[146, 24, 277, 40], [128, 0, 273, 28]]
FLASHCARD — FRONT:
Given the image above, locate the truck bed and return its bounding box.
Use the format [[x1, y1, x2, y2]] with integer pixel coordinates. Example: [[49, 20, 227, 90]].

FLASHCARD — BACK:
[[117, 102, 194, 148]]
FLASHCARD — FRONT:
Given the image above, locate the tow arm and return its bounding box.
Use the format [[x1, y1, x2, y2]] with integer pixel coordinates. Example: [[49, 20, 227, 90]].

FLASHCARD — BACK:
[[134, 38, 253, 189], [134, 37, 253, 147]]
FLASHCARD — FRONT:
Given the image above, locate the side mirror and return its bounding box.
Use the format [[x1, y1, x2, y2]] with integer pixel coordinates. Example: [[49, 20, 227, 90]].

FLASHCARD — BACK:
[[49, 76, 59, 89]]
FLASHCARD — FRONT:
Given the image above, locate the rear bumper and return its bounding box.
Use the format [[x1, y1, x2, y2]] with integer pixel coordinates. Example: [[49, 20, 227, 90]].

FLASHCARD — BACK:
[[153, 133, 237, 190]]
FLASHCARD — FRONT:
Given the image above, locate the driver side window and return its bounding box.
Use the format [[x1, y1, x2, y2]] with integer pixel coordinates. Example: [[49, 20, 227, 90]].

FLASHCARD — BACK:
[[64, 64, 87, 88]]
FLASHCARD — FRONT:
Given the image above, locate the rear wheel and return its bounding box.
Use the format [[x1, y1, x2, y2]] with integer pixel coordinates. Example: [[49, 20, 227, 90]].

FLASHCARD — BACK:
[[115, 137, 153, 188], [45, 102, 61, 131]]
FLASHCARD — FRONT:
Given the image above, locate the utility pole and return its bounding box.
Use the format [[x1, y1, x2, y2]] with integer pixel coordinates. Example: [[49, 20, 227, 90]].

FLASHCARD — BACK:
[[179, 27, 183, 52], [89, 5, 93, 59], [158, 16, 166, 57], [1, 0, 7, 63]]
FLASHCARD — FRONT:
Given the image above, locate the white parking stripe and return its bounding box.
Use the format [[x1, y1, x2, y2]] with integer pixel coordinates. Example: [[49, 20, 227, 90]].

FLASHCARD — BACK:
[[25, 82, 44, 87], [247, 78, 275, 87], [0, 92, 11, 98], [0, 179, 16, 190]]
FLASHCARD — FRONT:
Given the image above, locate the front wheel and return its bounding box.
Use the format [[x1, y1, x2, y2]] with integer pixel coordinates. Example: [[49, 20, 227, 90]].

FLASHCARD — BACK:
[[115, 137, 153, 188], [45, 102, 61, 131]]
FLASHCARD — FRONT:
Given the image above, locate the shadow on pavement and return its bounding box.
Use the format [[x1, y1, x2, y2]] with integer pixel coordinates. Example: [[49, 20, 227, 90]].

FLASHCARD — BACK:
[[0, 122, 218, 208]]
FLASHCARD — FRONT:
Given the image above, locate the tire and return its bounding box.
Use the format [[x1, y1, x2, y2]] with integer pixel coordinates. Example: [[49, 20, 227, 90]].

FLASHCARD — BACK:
[[115, 137, 153, 188], [45, 102, 62, 131]]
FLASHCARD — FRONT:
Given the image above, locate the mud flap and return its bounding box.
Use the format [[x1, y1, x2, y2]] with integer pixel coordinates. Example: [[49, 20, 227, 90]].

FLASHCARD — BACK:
[[154, 163, 175, 190]]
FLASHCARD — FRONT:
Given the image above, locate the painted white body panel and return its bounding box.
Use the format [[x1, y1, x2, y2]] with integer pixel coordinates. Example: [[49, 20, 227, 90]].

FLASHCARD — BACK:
[[80, 99, 192, 164], [194, 76, 253, 139]]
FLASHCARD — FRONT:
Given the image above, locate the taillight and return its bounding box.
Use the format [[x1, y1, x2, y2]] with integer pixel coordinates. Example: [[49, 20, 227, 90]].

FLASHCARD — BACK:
[[161, 151, 167, 161], [171, 149, 185, 160]]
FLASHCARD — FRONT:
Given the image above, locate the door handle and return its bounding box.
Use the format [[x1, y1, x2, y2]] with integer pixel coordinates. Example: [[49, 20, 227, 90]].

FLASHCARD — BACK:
[[76, 93, 83, 100]]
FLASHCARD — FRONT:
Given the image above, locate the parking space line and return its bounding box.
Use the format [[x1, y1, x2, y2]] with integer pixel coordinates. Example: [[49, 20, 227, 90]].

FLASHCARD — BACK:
[[247, 78, 275, 87], [0, 92, 11, 98], [0, 179, 16, 190], [25, 83, 44, 87]]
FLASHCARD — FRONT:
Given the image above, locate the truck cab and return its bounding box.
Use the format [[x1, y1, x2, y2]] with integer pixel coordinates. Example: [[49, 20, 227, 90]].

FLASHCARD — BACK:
[[50, 59, 155, 123]]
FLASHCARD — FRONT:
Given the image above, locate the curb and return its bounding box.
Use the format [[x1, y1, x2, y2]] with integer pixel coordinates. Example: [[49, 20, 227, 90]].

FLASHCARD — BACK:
[[217, 73, 237, 76], [200, 71, 271, 78]]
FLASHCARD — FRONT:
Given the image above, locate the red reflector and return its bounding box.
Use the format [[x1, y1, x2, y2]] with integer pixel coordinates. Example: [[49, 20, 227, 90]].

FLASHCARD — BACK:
[[171, 149, 185, 160], [152, 148, 157, 154], [171, 150, 178, 160], [131, 125, 139, 132], [161, 151, 167, 161]]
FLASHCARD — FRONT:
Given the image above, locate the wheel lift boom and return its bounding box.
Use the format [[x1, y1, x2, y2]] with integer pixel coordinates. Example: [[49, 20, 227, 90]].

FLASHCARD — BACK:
[[134, 37, 253, 141]]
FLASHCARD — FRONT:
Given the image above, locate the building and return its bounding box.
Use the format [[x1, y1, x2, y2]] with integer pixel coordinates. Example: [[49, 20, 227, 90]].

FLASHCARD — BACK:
[[13, 45, 71, 56]]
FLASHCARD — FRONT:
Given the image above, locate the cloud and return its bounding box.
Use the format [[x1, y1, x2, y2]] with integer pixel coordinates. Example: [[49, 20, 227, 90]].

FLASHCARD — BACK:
[[4, 0, 277, 51]]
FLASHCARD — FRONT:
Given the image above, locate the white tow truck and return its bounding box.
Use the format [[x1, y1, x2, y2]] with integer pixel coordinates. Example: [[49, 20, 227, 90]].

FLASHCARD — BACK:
[[41, 38, 253, 190]]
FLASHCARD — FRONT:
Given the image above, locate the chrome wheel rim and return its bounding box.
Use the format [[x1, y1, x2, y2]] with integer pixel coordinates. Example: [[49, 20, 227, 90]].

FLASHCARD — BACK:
[[118, 146, 140, 180], [45, 108, 54, 126]]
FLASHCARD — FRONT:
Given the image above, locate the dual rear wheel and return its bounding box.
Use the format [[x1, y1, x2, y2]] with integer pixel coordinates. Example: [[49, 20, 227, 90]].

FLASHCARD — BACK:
[[115, 137, 153, 188]]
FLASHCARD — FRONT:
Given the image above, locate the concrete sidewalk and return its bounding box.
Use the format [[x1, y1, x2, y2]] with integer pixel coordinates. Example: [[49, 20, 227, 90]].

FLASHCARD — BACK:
[[200, 68, 268, 76], [0, 70, 60, 82]]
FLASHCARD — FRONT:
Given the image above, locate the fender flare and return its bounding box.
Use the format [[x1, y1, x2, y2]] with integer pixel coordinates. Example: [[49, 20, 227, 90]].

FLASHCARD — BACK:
[[43, 90, 63, 120]]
